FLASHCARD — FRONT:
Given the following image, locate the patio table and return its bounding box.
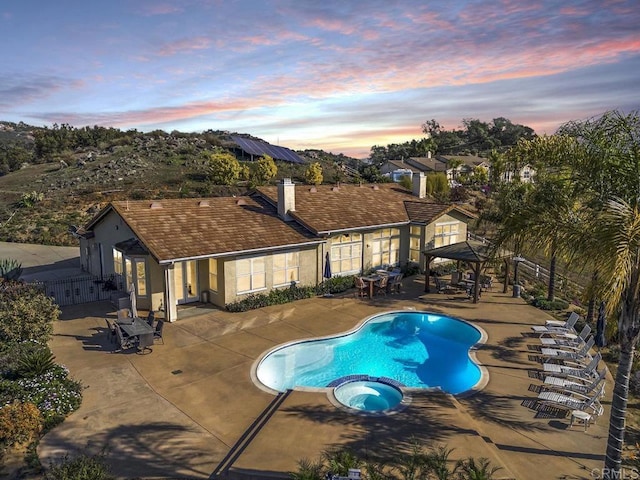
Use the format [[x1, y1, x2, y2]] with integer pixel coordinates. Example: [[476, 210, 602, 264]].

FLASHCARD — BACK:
[[116, 317, 155, 352], [361, 275, 381, 297]]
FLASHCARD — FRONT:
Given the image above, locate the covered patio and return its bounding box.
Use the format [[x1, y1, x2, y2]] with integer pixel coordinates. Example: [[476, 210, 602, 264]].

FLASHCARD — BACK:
[[423, 239, 512, 303]]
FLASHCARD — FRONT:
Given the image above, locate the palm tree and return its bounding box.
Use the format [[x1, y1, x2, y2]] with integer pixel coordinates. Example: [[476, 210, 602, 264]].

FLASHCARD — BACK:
[[556, 110, 640, 478], [455, 457, 502, 480]]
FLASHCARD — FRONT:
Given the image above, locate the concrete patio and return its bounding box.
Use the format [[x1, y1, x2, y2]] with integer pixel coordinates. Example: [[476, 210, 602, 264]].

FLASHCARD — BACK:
[[38, 276, 609, 479]]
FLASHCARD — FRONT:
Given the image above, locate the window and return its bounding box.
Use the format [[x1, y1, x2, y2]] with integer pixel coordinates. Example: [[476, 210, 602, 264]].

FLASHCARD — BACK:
[[273, 251, 299, 286], [209, 258, 218, 292], [135, 259, 147, 296], [370, 228, 400, 268], [330, 233, 362, 275], [113, 249, 123, 275], [237, 256, 266, 294], [409, 225, 423, 263], [125, 258, 133, 289], [434, 222, 460, 248]]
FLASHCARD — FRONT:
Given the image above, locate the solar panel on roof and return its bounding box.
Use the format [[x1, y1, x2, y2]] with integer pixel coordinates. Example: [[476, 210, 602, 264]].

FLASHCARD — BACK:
[[230, 135, 304, 164]]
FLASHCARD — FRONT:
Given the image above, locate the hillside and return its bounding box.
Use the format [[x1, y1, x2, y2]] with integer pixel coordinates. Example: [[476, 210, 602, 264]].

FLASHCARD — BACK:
[[0, 122, 362, 246]]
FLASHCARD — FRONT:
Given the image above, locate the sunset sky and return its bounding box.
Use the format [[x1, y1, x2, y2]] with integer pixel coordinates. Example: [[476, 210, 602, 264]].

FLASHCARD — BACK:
[[2, 0, 639, 158]]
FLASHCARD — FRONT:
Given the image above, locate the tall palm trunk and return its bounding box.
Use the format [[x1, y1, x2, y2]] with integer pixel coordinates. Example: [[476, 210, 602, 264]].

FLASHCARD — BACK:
[[604, 342, 634, 477], [547, 251, 557, 302]]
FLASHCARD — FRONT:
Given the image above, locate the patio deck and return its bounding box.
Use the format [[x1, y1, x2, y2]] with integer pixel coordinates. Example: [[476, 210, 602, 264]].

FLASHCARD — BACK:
[[38, 276, 609, 479]]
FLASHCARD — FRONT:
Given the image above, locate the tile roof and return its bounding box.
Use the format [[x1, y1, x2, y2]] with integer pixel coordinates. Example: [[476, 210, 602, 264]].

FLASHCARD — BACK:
[[256, 183, 473, 234], [405, 157, 448, 172], [107, 196, 320, 263], [404, 201, 474, 224]]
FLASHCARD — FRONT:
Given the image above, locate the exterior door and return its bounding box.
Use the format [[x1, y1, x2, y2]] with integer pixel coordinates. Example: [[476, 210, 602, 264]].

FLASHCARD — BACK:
[[174, 260, 199, 304]]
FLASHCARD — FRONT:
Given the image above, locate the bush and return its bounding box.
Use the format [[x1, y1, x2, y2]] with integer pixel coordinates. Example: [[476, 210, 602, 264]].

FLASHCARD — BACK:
[[17, 346, 56, 378], [0, 364, 83, 429], [0, 282, 60, 349], [530, 296, 570, 311], [45, 451, 115, 480], [0, 401, 43, 447]]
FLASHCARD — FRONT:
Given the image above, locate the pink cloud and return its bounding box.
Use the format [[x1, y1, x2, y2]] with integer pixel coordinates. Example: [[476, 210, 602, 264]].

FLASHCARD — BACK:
[[156, 36, 212, 56]]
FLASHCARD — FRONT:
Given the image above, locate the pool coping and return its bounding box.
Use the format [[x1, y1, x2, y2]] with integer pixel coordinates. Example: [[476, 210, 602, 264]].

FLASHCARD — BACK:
[[249, 308, 490, 401]]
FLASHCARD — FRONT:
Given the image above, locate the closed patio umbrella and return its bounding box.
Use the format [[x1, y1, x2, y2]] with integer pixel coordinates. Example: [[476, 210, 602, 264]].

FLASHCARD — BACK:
[[129, 282, 138, 318], [323, 252, 333, 296], [595, 301, 606, 349]]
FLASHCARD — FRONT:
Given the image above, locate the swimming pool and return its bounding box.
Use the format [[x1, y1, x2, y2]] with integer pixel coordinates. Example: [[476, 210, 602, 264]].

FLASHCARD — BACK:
[[255, 311, 485, 395]]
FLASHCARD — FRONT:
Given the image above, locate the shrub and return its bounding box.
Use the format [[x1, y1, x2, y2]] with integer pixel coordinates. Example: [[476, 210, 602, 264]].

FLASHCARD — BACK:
[[0, 401, 43, 447], [0, 282, 60, 349], [530, 296, 570, 311], [1, 364, 83, 429], [17, 346, 56, 378], [45, 451, 115, 480], [0, 258, 22, 281]]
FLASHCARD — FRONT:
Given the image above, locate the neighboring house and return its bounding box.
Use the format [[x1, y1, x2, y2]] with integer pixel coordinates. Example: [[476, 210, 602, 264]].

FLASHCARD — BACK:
[[502, 164, 535, 183], [435, 155, 490, 182], [79, 175, 474, 321]]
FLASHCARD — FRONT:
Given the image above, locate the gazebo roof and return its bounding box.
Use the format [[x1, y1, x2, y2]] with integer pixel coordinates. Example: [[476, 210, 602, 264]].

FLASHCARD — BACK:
[[423, 239, 509, 263]]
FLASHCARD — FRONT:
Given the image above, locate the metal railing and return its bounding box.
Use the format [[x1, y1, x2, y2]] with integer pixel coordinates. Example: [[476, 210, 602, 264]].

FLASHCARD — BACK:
[[30, 274, 127, 307]]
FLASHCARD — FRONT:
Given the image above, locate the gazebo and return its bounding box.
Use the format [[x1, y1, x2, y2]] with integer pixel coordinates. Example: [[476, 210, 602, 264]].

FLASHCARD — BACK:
[[423, 239, 511, 303]]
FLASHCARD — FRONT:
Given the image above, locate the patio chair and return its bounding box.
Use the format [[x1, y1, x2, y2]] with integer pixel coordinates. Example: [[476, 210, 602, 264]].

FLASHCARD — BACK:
[[537, 383, 605, 417], [531, 312, 579, 334], [433, 276, 450, 293], [117, 308, 131, 321], [543, 367, 607, 397], [389, 273, 403, 294], [154, 319, 165, 344], [543, 352, 601, 378], [146, 310, 155, 327], [374, 275, 388, 296], [540, 324, 591, 346], [466, 283, 482, 299], [115, 324, 136, 351], [541, 337, 594, 360], [355, 276, 368, 298], [104, 318, 117, 343], [480, 275, 493, 291], [137, 333, 154, 354]]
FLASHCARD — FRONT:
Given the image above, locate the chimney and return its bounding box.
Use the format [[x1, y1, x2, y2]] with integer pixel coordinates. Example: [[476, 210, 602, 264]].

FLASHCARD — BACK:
[[427, 151, 432, 159], [277, 178, 296, 221], [412, 172, 426, 198]]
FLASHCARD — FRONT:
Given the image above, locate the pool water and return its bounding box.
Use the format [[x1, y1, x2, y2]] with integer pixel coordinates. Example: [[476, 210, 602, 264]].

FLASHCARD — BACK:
[[334, 380, 403, 411], [256, 311, 482, 395]]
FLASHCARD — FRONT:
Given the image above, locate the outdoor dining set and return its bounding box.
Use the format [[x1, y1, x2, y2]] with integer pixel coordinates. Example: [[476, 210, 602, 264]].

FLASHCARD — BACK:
[[355, 268, 404, 298], [105, 308, 164, 354]]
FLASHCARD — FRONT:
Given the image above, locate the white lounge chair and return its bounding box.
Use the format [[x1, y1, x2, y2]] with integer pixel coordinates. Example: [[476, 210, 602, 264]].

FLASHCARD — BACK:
[[538, 383, 605, 417], [532, 312, 579, 334], [543, 367, 607, 397], [546, 311, 580, 328], [540, 324, 591, 346], [541, 337, 594, 360], [543, 352, 601, 378]]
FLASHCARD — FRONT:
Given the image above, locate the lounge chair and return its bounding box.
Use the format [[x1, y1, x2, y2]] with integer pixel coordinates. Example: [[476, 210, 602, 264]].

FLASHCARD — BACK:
[[543, 352, 601, 378], [541, 337, 594, 360], [543, 367, 607, 397], [540, 324, 591, 346], [537, 383, 605, 417], [532, 312, 579, 334]]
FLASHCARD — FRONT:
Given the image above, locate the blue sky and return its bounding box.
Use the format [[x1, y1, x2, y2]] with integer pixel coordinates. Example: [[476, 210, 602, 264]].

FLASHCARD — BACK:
[[1, 0, 639, 158]]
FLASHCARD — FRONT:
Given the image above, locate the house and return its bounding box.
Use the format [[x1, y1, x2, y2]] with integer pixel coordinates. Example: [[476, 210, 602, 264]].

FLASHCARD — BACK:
[[381, 154, 490, 185], [435, 155, 490, 182], [79, 174, 474, 321], [502, 164, 535, 183]]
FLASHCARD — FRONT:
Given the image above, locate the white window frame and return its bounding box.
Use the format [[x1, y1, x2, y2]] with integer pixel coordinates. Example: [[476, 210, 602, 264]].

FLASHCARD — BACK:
[[370, 228, 400, 268], [330, 233, 362, 276], [113, 248, 123, 275], [273, 251, 300, 287], [209, 258, 218, 292], [434, 221, 460, 248], [236, 256, 266, 294], [135, 258, 147, 296], [409, 225, 423, 263]]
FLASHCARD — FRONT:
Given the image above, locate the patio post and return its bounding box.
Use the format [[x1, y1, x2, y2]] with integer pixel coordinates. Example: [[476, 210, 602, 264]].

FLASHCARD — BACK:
[[424, 255, 432, 292]]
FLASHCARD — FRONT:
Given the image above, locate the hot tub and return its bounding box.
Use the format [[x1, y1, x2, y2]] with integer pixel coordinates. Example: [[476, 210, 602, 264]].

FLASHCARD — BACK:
[[333, 380, 403, 412]]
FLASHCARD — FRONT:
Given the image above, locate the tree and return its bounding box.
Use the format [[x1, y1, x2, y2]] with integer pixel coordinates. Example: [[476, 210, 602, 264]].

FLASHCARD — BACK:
[[205, 151, 241, 185], [304, 162, 323, 185], [0, 282, 59, 348], [556, 111, 640, 478], [251, 155, 277, 185]]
